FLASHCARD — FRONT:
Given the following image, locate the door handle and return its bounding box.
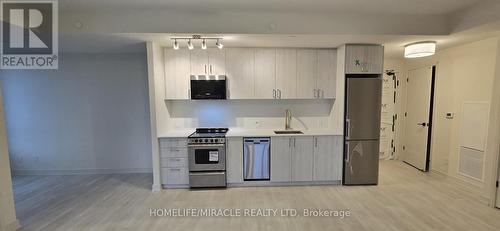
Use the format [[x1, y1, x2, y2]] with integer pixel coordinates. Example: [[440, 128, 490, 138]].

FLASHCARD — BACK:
[[417, 122, 427, 127]]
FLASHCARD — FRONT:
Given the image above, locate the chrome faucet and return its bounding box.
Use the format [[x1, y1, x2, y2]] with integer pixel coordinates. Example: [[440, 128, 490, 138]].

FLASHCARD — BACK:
[[285, 109, 292, 130]]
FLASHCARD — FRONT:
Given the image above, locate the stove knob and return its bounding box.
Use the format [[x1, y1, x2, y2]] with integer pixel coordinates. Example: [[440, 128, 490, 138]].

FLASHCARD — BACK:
[[209, 139, 213, 143], [204, 139, 208, 143]]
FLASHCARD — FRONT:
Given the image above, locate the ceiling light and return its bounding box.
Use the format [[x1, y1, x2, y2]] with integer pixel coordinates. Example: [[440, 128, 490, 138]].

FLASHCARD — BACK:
[[173, 39, 179, 50], [404, 42, 436, 58], [216, 39, 223, 49], [187, 39, 194, 50], [201, 39, 207, 50]]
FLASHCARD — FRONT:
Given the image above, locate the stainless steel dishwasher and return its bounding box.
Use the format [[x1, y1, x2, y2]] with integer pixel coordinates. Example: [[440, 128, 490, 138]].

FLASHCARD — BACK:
[[243, 138, 270, 181]]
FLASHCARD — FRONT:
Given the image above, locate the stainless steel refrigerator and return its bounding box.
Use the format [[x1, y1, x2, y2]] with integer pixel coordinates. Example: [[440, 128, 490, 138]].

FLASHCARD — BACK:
[[344, 75, 382, 185]]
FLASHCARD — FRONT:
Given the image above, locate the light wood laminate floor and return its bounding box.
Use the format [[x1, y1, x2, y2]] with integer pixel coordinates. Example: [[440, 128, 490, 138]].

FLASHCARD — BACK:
[[13, 160, 500, 231]]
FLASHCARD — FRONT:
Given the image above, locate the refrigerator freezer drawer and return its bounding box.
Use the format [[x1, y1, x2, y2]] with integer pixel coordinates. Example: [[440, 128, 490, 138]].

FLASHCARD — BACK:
[[344, 140, 380, 185]]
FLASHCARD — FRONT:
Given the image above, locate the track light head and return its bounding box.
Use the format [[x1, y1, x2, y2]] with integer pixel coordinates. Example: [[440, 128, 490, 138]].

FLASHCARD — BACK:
[[173, 39, 179, 50], [216, 39, 223, 49], [201, 39, 207, 50]]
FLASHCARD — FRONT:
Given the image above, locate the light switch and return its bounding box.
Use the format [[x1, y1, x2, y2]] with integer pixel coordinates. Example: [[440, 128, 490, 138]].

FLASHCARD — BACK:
[[446, 112, 454, 119]]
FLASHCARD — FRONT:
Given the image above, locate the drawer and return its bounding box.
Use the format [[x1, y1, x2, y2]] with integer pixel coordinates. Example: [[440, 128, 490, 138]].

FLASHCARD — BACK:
[[161, 167, 189, 185], [160, 147, 188, 158], [161, 157, 188, 168], [159, 138, 188, 148]]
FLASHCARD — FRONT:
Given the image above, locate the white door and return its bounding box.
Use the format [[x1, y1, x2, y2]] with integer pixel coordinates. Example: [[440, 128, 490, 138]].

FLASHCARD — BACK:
[[164, 48, 190, 99], [316, 50, 337, 99], [271, 137, 291, 182], [291, 137, 314, 182], [225, 48, 255, 99], [254, 48, 276, 99], [208, 48, 225, 75], [296, 49, 317, 99], [276, 48, 297, 99], [403, 66, 434, 171], [496, 164, 500, 208]]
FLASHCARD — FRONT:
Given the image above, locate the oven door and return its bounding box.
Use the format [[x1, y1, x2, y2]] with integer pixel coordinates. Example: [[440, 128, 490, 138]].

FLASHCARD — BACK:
[[188, 144, 226, 171]]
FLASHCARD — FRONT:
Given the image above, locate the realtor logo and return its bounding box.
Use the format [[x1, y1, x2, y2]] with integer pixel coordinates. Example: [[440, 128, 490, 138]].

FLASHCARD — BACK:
[[1, 0, 58, 69]]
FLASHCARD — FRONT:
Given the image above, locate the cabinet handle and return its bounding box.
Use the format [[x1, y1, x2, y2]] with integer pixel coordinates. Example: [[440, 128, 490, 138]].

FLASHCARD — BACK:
[[170, 158, 181, 162], [210, 65, 213, 74], [289, 138, 292, 147], [315, 137, 318, 147], [278, 89, 282, 99], [321, 89, 324, 98], [204, 65, 207, 74], [293, 138, 296, 147], [273, 89, 276, 99], [313, 89, 317, 98], [169, 168, 181, 172]]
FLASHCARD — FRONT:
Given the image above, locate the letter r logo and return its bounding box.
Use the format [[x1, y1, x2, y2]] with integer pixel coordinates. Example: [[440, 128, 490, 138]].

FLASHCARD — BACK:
[[2, 2, 53, 54]]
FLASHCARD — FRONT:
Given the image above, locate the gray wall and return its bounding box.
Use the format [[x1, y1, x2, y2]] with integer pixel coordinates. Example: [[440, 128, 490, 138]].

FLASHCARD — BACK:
[[0, 53, 152, 175]]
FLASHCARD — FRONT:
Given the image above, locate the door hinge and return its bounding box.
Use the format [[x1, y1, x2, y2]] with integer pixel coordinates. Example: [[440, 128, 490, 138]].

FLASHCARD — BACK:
[[496, 181, 499, 188]]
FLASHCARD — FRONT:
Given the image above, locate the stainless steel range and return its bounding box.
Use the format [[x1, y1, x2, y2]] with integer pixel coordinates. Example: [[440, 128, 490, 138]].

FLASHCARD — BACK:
[[188, 128, 228, 188]]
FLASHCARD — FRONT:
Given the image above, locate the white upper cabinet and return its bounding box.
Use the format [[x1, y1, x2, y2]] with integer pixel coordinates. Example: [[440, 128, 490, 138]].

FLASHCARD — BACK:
[[254, 48, 276, 99], [208, 48, 226, 75], [165, 47, 337, 100], [345, 45, 384, 74], [296, 49, 317, 99], [275, 49, 297, 99], [316, 50, 337, 99], [190, 48, 226, 75], [226, 48, 255, 99], [164, 48, 191, 99]]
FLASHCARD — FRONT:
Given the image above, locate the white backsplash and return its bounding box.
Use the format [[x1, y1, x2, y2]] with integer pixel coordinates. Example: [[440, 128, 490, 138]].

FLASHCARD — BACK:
[[163, 99, 335, 130]]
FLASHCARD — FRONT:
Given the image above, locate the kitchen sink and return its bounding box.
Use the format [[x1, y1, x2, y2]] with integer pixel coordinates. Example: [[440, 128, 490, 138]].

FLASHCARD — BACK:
[[274, 130, 303, 134]]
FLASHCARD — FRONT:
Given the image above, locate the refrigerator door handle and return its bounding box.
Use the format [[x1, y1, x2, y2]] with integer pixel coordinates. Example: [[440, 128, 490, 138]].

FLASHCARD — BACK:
[[345, 118, 351, 139], [345, 142, 350, 163]]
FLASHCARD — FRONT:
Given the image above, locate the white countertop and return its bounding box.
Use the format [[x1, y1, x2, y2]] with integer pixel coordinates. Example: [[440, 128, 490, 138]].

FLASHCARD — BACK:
[[158, 128, 342, 138]]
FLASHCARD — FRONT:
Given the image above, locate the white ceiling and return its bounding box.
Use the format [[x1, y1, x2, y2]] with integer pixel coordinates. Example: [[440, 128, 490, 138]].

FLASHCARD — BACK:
[[60, 0, 483, 15]]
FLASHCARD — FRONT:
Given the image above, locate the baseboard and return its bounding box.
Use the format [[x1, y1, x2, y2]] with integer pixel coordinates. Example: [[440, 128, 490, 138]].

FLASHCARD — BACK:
[[12, 168, 153, 176], [4, 219, 20, 231]]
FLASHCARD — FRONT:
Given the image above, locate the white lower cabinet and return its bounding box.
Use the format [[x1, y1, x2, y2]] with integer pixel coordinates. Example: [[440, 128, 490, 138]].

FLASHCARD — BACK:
[[159, 138, 189, 188], [271, 136, 342, 183], [271, 137, 292, 182], [313, 136, 343, 181], [291, 137, 314, 182], [226, 137, 244, 184]]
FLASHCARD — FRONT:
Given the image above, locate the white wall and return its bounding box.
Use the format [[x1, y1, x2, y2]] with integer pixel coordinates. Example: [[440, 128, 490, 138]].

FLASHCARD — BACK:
[[0, 54, 152, 175], [0, 86, 20, 231], [399, 37, 500, 199]]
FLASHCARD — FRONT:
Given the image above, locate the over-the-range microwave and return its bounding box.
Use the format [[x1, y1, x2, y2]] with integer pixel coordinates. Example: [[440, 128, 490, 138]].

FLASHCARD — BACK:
[[190, 75, 227, 100]]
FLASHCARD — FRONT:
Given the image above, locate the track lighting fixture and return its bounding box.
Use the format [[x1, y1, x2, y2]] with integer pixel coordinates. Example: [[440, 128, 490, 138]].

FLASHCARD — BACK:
[[170, 35, 223, 50]]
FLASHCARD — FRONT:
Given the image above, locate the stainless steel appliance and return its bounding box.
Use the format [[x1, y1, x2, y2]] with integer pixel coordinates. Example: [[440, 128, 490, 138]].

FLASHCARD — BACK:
[[243, 138, 270, 181], [190, 75, 227, 100], [188, 128, 228, 188], [344, 75, 382, 185]]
